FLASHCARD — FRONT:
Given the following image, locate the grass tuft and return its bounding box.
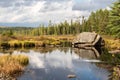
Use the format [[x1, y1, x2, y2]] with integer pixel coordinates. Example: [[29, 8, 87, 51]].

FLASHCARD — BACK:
[[0, 54, 29, 75]]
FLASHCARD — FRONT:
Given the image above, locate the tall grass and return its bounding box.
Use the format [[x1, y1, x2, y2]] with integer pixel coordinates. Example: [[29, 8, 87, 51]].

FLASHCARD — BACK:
[[0, 54, 29, 75]]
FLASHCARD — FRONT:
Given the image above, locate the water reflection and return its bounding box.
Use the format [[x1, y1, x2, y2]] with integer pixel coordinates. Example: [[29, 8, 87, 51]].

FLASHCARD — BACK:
[[72, 60, 109, 80], [7, 47, 110, 80], [73, 47, 101, 60]]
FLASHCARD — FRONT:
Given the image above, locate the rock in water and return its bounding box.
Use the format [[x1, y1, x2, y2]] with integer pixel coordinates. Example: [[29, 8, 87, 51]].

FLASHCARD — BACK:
[[67, 74, 76, 78], [72, 32, 104, 47]]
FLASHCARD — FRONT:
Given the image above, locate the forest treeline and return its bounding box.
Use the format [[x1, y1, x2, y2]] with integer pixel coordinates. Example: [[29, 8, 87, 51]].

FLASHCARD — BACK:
[[0, 1, 119, 38]]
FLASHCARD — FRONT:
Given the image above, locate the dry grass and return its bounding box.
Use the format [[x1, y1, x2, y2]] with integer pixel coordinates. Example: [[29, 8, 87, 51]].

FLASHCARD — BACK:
[[45, 35, 75, 41], [102, 35, 120, 50], [104, 38, 120, 50], [0, 35, 74, 41], [0, 60, 23, 75], [0, 54, 29, 75]]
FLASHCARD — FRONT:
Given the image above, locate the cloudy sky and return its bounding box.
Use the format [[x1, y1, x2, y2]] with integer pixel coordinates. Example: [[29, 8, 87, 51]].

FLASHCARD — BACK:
[[0, 0, 116, 27]]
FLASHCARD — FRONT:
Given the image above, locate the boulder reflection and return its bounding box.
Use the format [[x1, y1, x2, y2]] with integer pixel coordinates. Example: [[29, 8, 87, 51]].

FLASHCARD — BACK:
[[73, 47, 102, 60]]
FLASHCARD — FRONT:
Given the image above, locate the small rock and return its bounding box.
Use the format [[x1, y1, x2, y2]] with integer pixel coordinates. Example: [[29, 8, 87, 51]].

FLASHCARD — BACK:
[[67, 74, 76, 78]]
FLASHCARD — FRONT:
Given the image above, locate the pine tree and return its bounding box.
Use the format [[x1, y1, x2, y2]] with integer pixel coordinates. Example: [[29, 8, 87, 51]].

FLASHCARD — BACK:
[[108, 1, 120, 38]]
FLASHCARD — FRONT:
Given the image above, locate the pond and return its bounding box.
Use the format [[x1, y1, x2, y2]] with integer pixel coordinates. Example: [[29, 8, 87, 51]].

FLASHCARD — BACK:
[[1, 47, 110, 80]]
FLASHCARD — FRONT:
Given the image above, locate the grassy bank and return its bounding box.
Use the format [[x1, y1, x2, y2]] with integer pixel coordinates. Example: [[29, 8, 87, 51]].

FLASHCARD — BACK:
[[0, 35, 74, 48], [0, 54, 29, 79], [0, 34, 120, 50], [102, 35, 120, 50]]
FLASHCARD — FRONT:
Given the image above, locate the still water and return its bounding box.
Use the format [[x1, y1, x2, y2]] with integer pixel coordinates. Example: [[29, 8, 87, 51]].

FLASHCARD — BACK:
[[1, 47, 110, 80]]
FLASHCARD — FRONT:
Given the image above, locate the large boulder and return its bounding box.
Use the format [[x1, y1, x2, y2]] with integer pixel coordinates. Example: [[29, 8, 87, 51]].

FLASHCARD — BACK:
[[72, 32, 104, 47]]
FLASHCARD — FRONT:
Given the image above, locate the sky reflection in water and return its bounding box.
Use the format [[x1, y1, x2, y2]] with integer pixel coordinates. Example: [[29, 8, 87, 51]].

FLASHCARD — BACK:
[[13, 48, 110, 80]]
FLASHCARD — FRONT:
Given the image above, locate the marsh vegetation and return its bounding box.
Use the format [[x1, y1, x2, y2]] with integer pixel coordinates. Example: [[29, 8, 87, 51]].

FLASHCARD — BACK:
[[0, 0, 119, 80], [0, 54, 29, 80]]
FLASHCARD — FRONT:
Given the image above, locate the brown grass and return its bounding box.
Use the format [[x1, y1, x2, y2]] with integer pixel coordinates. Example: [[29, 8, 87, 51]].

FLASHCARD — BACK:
[[104, 38, 120, 50], [0, 54, 29, 75], [0, 35, 74, 48]]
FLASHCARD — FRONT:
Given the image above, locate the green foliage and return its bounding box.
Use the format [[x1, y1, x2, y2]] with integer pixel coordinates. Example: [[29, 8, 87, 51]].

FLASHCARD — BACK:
[[31, 20, 82, 35], [88, 9, 109, 33], [30, 9, 110, 36], [107, 1, 120, 38], [0, 10, 110, 36], [0, 27, 33, 36], [100, 48, 120, 64], [2, 30, 13, 37]]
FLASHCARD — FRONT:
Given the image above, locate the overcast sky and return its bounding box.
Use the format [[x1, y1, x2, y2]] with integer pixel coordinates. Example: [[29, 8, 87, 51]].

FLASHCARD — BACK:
[[0, 0, 116, 27]]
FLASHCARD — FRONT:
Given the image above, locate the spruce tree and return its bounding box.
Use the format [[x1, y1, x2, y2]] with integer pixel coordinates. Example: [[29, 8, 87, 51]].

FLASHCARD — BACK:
[[108, 1, 120, 38]]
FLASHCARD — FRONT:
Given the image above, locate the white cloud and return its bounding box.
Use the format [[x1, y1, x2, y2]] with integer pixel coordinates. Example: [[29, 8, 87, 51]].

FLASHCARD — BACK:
[[0, 0, 116, 26], [0, 1, 45, 23], [106, 7, 111, 10]]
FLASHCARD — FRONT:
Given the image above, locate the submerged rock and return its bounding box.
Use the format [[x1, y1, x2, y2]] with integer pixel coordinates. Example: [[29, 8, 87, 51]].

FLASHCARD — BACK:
[[67, 74, 76, 78]]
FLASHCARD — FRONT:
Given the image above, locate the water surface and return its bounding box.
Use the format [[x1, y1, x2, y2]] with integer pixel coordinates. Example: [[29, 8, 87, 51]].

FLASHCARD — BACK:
[[8, 47, 110, 80]]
